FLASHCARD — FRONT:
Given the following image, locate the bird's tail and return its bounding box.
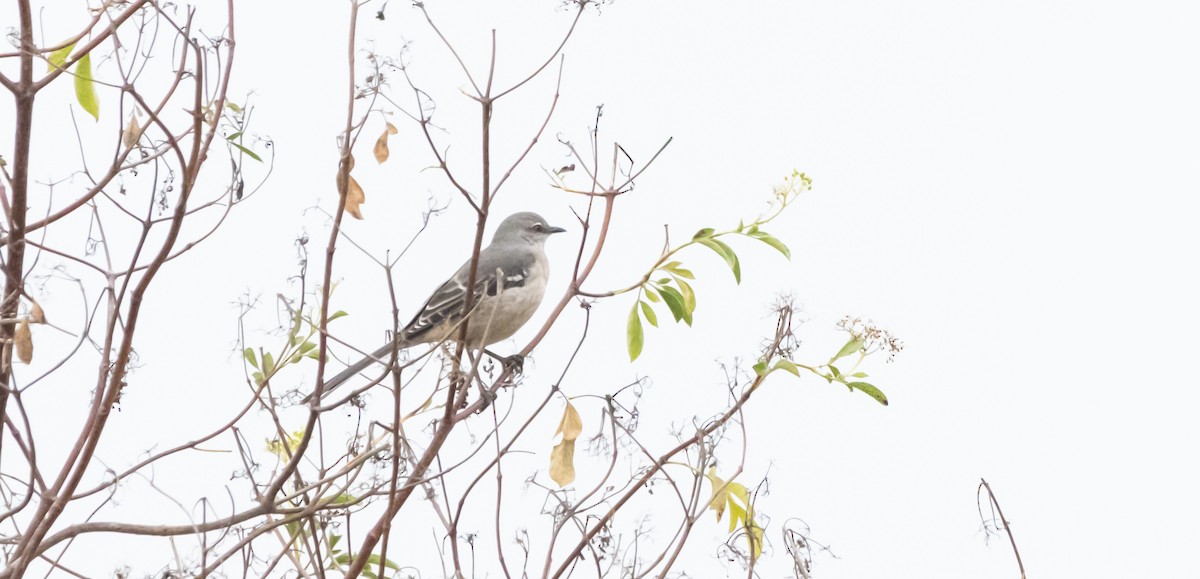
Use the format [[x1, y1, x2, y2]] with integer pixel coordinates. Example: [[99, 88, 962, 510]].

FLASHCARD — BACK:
[[301, 339, 404, 404]]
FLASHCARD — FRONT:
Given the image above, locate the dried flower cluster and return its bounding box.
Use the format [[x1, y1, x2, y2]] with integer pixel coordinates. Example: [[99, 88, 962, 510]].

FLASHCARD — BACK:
[[838, 316, 904, 362]]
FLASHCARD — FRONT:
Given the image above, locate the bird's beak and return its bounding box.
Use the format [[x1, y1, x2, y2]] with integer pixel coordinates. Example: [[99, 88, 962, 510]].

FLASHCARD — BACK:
[[548, 225, 567, 234]]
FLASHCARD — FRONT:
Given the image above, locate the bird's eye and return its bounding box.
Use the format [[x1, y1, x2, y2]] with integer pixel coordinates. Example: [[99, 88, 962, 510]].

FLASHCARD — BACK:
[[531, 223, 544, 232]]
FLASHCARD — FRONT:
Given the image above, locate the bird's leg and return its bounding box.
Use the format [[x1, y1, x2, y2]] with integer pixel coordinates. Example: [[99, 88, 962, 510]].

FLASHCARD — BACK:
[[474, 381, 497, 410], [462, 350, 499, 411], [483, 348, 525, 375]]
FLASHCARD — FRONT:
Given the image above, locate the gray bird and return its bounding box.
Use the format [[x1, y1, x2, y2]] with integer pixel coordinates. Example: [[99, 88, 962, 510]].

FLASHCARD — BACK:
[[305, 212, 566, 403]]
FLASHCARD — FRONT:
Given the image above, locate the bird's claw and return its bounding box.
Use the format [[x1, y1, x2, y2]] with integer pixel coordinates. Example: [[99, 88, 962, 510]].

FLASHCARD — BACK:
[[501, 354, 525, 374], [474, 385, 498, 412]]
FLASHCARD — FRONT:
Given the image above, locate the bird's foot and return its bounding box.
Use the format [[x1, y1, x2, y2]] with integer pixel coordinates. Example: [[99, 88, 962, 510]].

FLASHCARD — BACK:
[[483, 348, 525, 375], [501, 354, 525, 375], [474, 384, 498, 411]]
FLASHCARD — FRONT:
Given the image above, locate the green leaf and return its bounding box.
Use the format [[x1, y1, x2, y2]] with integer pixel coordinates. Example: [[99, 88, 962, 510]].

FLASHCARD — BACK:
[[692, 227, 715, 240], [830, 337, 864, 363], [226, 131, 243, 141], [752, 361, 769, 377], [658, 285, 691, 326], [639, 300, 658, 327], [850, 372, 869, 378], [662, 261, 695, 279], [243, 347, 258, 369], [47, 43, 75, 71], [74, 53, 99, 121], [298, 341, 318, 355], [329, 310, 349, 321], [262, 352, 275, 374], [627, 304, 644, 361], [231, 141, 263, 162], [697, 237, 741, 284], [251, 371, 264, 385], [365, 554, 401, 570], [328, 533, 342, 551], [226, 102, 243, 114], [749, 231, 791, 259], [643, 286, 661, 303], [773, 359, 801, 377], [847, 382, 889, 406], [829, 365, 842, 379], [676, 278, 696, 318]]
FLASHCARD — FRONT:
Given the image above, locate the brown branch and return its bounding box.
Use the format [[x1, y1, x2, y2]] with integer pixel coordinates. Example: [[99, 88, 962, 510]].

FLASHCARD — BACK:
[[490, 56, 564, 199], [979, 478, 1027, 579], [4, 4, 239, 574], [0, 0, 37, 447], [492, 1, 586, 100], [416, 2, 483, 98]]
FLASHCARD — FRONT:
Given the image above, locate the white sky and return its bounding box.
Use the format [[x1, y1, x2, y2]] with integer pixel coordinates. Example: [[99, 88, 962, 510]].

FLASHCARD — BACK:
[[6, 1, 1200, 577]]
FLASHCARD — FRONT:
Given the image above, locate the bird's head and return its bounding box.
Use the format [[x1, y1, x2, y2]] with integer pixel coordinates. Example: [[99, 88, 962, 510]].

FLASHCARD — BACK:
[[492, 212, 566, 246]]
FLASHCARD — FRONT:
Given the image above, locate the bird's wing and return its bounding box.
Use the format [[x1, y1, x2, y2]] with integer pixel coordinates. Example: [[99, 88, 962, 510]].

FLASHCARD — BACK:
[[305, 246, 536, 404], [401, 247, 535, 343]]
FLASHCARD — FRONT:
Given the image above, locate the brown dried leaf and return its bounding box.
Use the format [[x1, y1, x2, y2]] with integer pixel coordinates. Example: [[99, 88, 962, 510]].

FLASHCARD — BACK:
[[30, 302, 46, 324], [556, 400, 583, 439], [549, 401, 583, 487], [385, 121, 398, 135], [15, 319, 32, 364], [121, 115, 141, 149], [345, 175, 365, 220], [335, 153, 356, 192], [373, 129, 390, 163], [335, 154, 365, 219], [549, 439, 576, 487]]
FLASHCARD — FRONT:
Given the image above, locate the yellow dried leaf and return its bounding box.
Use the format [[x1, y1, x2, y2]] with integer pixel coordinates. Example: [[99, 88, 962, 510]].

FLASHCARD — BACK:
[[15, 319, 32, 364], [728, 501, 746, 533], [705, 467, 729, 520], [122, 115, 142, 148], [549, 401, 583, 487], [748, 522, 764, 561]]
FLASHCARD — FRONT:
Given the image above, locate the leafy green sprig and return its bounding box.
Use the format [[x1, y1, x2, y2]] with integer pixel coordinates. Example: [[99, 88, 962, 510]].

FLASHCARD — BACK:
[[615, 171, 811, 360]]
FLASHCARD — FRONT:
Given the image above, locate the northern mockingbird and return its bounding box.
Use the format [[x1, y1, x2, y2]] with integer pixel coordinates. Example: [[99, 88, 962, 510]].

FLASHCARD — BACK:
[[305, 211, 565, 403]]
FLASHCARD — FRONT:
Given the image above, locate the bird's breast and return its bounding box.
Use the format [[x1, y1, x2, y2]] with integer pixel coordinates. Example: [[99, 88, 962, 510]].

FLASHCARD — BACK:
[[467, 254, 548, 346]]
